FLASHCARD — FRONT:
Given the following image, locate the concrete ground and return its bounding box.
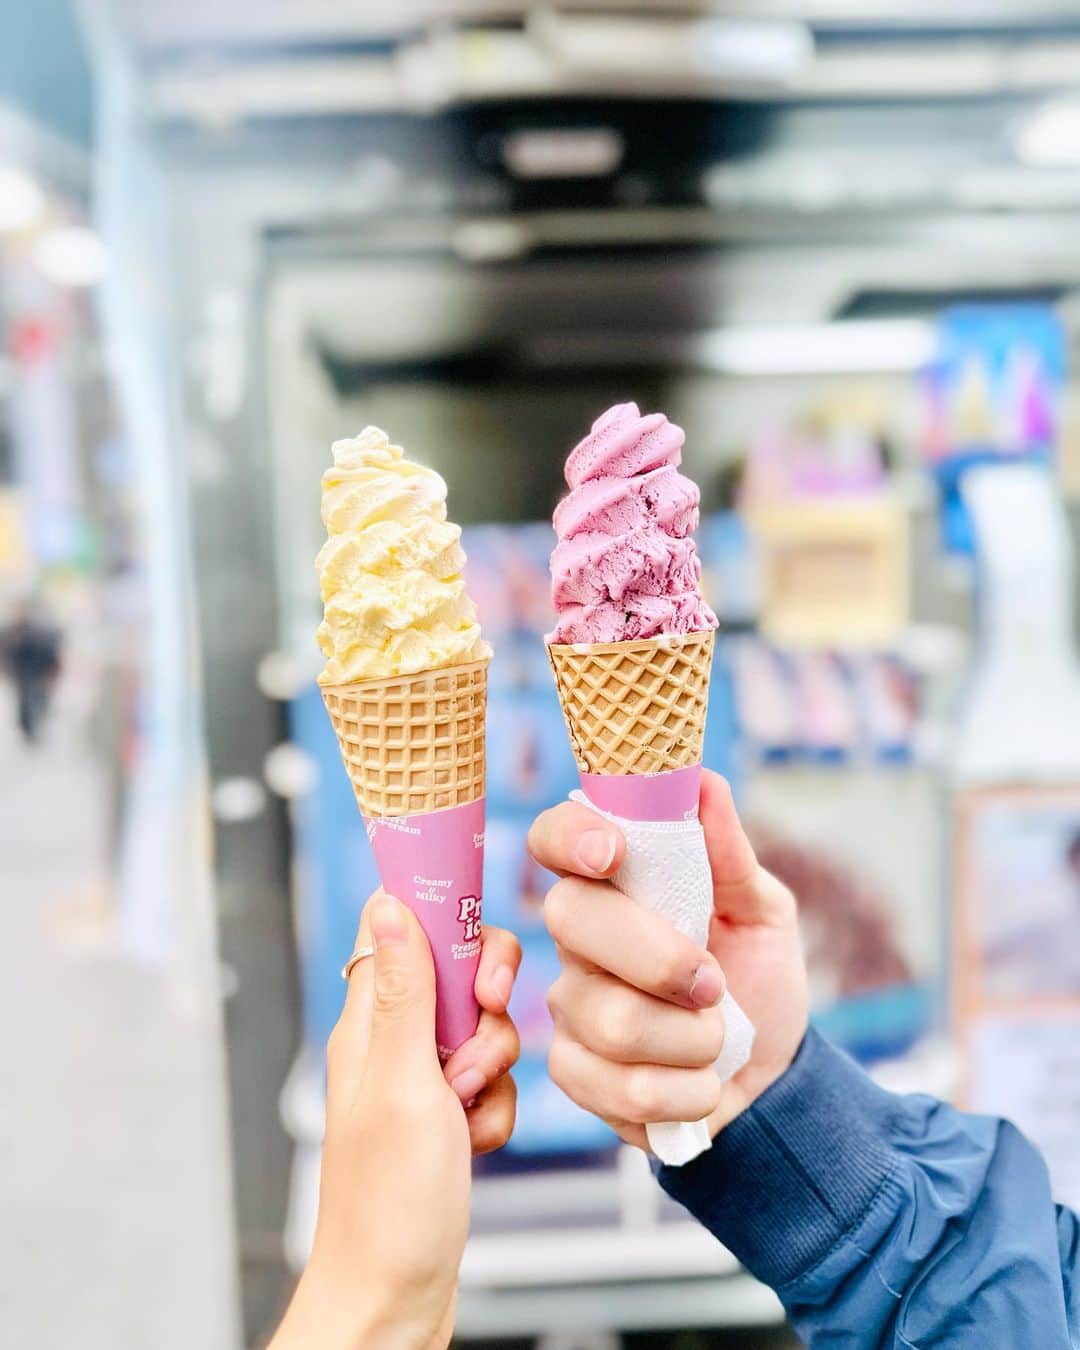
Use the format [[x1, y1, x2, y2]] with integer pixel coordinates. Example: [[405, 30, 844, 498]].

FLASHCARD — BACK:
[[0, 682, 240, 1349]]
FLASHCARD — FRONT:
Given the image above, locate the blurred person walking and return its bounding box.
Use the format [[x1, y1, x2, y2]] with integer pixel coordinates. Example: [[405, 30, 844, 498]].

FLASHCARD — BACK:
[[1, 600, 62, 744]]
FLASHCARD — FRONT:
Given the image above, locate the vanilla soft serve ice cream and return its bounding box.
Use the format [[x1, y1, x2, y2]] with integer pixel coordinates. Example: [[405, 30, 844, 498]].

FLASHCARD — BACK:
[[316, 427, 490, 685]]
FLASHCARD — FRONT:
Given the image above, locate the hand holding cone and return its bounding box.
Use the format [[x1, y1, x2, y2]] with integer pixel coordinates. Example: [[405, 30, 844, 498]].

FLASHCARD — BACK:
[[546, 404, 754, 1166]]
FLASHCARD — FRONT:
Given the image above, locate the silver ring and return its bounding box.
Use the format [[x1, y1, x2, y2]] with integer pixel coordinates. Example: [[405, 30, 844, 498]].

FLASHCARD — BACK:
[[341, 945, 375, 981]]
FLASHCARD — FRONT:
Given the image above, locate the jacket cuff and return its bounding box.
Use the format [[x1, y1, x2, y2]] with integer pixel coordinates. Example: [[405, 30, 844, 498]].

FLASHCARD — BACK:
[[657, 1026, 901, 1290]]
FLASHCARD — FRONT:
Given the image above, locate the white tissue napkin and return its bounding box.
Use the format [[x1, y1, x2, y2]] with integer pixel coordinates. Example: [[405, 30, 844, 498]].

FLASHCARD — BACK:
[[569, 790, 756, 1167]]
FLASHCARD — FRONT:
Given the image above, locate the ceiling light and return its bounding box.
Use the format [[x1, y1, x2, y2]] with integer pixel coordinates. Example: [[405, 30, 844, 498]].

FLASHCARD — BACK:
[[31, 226, 109, 287], [952, 167, 1080, 210], [693, 19, 813, 81], [0, 166, 45, 231], [256, 650, 306, 701], [452, 219, 531, 263], [211, 776, 267, 823], [1015, 100, 1080, 167], [264, 743, 318, 799], [697, 320, 935, 376], [526, 322, 936, 377], [541, 13, 811, 87], [502, 128, 623, 179]]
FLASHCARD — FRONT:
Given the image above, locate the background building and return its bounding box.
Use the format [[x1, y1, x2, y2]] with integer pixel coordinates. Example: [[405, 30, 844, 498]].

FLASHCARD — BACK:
[[3, 4, 1080, 1347]]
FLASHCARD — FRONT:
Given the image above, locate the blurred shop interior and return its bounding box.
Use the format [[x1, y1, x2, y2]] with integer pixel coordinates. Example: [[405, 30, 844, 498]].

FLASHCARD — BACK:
[[3, 2, 1080, 1348]]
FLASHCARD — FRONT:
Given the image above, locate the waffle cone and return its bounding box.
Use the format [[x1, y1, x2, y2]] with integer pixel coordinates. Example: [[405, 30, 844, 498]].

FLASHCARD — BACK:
[[547, 630, 714, 776], [322, 659, 488, 818]]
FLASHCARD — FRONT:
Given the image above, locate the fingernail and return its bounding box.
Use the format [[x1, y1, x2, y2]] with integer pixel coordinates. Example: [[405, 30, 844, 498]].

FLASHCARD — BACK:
[[689, 961, 725, 1008], [450, 1067, 486, 1104], [370, 894, 409, 948], [574, 829, 616, 875], [491, 964, 515, 1008]]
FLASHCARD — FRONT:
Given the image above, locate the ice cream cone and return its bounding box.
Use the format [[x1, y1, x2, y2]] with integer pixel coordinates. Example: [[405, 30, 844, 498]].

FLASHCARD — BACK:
[[546, 629, 714, 777], [321, 658, 488, 819], [544, 404, 752, 1166], [548, 625, 756, 1166], [322, 657, 489, 1060]]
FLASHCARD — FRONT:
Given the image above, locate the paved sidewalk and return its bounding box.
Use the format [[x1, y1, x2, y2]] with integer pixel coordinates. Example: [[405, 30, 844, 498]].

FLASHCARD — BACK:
[[0, 685, 239, 1349]]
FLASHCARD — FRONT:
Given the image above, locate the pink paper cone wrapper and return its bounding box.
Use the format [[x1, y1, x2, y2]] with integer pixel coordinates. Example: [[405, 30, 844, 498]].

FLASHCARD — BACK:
[[364, 798, 484, 1061], [575, 766, 756, 1166], [579, 764, 703, 823]]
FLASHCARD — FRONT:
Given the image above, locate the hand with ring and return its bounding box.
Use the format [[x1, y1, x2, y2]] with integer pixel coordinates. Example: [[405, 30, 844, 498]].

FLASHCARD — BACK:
[[270, 891, 521, 1350]]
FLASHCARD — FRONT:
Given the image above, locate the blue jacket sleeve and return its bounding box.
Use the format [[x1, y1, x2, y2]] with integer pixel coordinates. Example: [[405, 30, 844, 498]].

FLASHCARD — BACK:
[[657, 1027, 1080, 1348]]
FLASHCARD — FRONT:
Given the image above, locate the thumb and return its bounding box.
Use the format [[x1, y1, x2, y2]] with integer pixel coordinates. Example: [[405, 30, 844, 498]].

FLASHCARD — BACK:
[[699, 769, 770, 926], [365, 892, 441, 1079]]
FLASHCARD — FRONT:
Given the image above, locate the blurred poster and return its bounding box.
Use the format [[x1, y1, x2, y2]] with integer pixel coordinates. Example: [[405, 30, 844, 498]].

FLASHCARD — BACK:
[[955, 786, 1080, 1207], [0, 489, 29, 583], [921, 304, 1066, 556], [732, 638, 919, 766], [746, 766, 939, 1065], [8, 316, 84, 566], [747, 498, 909, 650], [923, 304, 1065, 462]]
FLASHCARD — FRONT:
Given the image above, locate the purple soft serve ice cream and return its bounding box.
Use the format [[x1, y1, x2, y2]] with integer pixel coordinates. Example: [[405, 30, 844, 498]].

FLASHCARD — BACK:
[[549, 402, 718, 643]]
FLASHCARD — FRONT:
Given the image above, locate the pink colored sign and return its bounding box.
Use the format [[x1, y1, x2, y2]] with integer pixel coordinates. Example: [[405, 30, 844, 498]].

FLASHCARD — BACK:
[[364, 798, 485, 1060], [579, 764, 702, 822]]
